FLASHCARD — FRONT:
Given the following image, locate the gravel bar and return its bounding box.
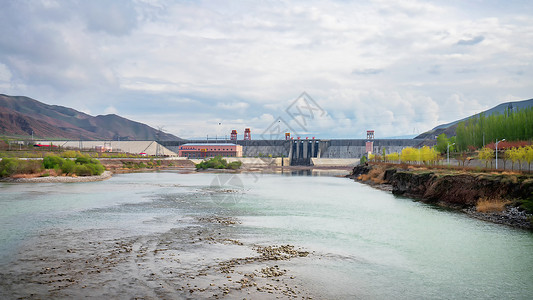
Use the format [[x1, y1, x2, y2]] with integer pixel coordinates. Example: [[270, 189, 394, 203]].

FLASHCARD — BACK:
[[1, 171, 113, 183]]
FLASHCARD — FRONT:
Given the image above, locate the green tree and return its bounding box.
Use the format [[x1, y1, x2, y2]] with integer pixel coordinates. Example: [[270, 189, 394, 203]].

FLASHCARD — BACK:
[[456, 106, 533, 151], [435, 134, 449, 153]]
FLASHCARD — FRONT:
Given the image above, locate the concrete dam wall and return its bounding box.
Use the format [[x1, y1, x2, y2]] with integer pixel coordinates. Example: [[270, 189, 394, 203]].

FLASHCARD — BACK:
[[319, 139, 425, 158], [161, 139, 428, 162]]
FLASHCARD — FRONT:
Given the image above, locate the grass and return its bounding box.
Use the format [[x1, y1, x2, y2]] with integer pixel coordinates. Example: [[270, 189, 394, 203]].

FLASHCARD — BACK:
[[476, 198, 512, 213], [358, 165, 386, 184]]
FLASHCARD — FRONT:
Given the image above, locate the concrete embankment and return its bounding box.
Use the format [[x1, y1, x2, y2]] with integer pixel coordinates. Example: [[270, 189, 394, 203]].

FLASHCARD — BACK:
[[349, 164, 533, 230]]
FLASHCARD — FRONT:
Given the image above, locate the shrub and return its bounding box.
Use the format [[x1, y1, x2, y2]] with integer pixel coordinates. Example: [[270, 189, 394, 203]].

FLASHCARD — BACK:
[[75, 155, 93, 165], [195, 156, 241, 170], [86, 162, 105, 175], [17, 160, 43, 174], [62, 150, 82, 158], [61, 160, 76, 174], [0, 158, 43, 177], [43, 155, 65, 169], [0, 158, 19, 177], [227, 161, 242, 170], [74, 164, 92, 176]]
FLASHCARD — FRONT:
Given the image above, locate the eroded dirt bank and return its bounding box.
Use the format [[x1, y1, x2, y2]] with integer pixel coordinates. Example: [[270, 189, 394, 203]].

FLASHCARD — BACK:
[[349, 164, 533, 230]]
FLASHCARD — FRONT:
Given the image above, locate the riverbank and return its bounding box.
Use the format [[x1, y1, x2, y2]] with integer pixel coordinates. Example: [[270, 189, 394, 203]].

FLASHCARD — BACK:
[[0, 171, 113, 183], [348, 163, 533, 230]]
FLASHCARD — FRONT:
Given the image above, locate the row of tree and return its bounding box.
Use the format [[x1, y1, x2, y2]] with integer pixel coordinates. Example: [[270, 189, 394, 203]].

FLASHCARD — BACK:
[[478, 146, 533, 171], [368, 144, 533, 171], [455, 106, 533, 151], [369, 146, 440, 165]]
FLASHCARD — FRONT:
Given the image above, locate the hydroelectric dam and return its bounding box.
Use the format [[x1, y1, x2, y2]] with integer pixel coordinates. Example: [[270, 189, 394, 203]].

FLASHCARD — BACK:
[[160, 139, 430, 166]]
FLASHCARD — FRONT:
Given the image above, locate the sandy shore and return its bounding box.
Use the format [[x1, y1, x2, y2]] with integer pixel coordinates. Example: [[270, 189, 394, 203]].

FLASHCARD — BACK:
[[0, 215, 316, 299], [1, 171, 113, 183]]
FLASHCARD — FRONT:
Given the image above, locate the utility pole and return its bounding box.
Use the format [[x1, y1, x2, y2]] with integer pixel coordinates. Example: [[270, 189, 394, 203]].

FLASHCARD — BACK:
[[156, 126, 165, 157], [495, 138, 505, 170], [447, 143, 455, 166]]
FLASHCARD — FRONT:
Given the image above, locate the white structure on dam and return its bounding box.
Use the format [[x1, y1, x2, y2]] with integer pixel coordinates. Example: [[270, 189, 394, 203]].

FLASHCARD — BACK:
[[34, 140, 177, 156]]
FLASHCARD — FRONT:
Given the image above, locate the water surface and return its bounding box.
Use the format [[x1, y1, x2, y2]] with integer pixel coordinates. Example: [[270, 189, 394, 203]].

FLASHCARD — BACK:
[[1, 171, 531, 299]]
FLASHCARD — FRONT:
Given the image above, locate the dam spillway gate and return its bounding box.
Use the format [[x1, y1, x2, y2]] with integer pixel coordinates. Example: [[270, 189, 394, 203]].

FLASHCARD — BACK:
[[289, 139, 319, 166]]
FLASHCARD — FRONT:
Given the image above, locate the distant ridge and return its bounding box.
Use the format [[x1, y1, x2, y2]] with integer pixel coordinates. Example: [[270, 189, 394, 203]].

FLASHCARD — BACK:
[[416, 98, 533, 139], [0, 94, 182, 141]]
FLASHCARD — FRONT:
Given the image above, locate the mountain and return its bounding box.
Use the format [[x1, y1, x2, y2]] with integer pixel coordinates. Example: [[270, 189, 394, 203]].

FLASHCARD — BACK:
[[0, 94, 182, 141], [415, 98, 533, 139]]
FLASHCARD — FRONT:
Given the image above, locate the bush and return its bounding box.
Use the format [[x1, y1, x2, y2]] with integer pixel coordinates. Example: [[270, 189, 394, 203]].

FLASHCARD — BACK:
[[86, 162, 104, 175], [62, 150, 82, 158], [74, 164, 92, 176], [17, 160, 43, 174], [0, 158, 19, 177], [195, 156, 242, 170], [0, 158, 43, 177], [43, 155, 65, 169], [61, 160, 76, 174], [75, 155, 96, 165], [227, 161, 242, 170]]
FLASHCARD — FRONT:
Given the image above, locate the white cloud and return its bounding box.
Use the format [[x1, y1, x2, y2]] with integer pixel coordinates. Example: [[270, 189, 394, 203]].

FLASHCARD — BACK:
[[0, 63, 11, 81], [216, 102, 250, 111], [104, 105, 118, 115], [0, 0, 532, 138]]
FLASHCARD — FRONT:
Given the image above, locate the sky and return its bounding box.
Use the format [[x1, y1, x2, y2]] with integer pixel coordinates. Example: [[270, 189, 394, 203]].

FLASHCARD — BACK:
[[0, 0, 532, 140]]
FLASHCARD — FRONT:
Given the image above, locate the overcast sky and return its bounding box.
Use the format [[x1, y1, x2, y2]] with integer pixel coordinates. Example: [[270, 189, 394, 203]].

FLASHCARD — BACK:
[[1, 0, 532, 139]]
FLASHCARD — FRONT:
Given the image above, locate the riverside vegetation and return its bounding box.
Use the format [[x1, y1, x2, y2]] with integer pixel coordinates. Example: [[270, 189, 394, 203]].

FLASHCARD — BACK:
[[195, 156, 242, 170], [0, 154, 105, 178]]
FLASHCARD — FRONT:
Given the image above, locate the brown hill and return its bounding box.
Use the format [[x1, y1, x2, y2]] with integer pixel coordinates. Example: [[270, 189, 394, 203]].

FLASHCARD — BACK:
[[0, 94, 182, 141]]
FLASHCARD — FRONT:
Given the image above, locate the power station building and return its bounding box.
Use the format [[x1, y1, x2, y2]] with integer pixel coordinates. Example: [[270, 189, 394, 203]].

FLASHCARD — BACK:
[[177, 143, 243, 158]]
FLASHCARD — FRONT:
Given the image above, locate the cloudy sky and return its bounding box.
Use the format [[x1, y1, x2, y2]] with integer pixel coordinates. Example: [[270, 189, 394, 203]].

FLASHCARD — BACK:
[[1, 0, 532, 139]]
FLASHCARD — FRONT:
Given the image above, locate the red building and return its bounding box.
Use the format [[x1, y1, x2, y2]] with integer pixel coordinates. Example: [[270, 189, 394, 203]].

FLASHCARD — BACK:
[[178, 143, 243, 158]]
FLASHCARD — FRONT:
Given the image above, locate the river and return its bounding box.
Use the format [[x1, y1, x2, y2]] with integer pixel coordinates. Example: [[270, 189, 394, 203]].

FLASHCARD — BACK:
[[1, 170, 532, 299]]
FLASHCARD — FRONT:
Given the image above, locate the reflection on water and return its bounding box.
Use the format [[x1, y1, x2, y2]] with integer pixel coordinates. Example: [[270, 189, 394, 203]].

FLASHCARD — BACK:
[[1, 171, 532, 299]]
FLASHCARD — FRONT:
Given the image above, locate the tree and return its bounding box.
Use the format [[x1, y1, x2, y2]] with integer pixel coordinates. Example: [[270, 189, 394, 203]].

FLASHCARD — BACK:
[[517, 147, 527, 171], [457, 151, 470, 167], [508, 148, 522, 171], [503, 149, 513, 170], [386, 152, 400, 162], [525, 146, 533, 172], [435, 134, 449, 153], [420, 146, 439, 165], [400, 147, 418, 164], [478, 147, 494, 168], [455, 106, 533, 151]]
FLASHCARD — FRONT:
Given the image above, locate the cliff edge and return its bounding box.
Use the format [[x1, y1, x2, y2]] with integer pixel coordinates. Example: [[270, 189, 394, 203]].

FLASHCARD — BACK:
[[349, 164, 533, 230]]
